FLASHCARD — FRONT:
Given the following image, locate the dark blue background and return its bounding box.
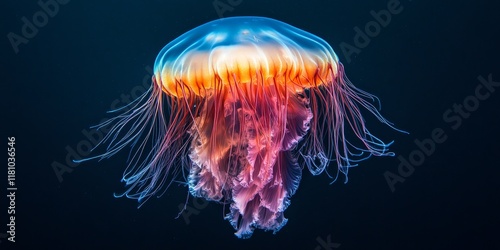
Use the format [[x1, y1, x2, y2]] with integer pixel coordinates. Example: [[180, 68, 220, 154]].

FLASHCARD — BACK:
[[2, 0, 499, 249]]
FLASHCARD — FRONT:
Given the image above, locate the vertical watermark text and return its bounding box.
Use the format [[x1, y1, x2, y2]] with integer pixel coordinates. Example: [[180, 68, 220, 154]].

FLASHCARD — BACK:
[[6, 137, 17, 243]]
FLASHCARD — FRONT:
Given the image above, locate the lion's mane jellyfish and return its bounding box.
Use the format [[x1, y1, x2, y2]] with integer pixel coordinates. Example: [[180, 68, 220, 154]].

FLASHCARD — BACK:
[[81, 16, 403, 238]]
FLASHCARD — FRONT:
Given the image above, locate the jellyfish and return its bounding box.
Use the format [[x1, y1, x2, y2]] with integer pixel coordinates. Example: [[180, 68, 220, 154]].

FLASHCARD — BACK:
[[80, 16, 403, 239]]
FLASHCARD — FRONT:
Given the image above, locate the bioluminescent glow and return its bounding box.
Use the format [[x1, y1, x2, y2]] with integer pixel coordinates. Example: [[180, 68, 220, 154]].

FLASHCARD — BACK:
[[78, 16, 404, 239]]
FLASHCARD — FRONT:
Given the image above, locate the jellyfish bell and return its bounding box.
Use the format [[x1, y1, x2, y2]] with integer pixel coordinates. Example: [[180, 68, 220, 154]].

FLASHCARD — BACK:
[[79, 16, 405, 239], [154, 16, 338, 97]]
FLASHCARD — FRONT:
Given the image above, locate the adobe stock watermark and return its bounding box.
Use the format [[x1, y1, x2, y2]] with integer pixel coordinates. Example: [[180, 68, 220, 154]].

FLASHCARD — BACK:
[[177, 196, 209, 225], [339, 0, 406, 63], [384, 74, 500, 192], [51, 65, 154, 183], [7, 0, 71, 54], [314, 234, 341, 250], [213, 0, 243, 18]]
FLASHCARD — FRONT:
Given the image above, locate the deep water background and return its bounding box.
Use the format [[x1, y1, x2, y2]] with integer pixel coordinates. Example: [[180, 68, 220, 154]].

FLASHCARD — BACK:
[[1, 0, 499, 249]]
